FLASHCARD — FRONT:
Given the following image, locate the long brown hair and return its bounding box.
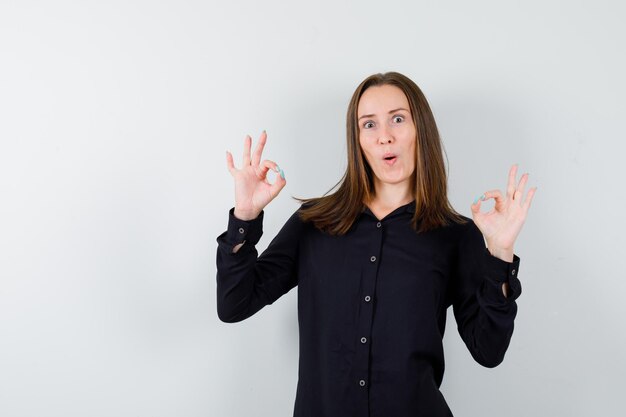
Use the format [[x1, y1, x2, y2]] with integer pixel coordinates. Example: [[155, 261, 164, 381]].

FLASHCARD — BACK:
[[292, 71, 467, 235]]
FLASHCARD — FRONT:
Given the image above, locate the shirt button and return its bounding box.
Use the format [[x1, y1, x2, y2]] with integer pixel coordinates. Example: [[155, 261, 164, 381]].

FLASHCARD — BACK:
[[238, 227, 245, 234], [361, 337, 367, 344], [376, 222, 381, 228], [364, 295, 371, 302], [359, 379, 366, 387], [511, 269, 516, 275], [370, 256, 376, 262]]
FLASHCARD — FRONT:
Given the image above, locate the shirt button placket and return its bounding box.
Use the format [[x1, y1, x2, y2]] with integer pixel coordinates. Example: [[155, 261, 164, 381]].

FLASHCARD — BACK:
[[355, 220, 383, 401]]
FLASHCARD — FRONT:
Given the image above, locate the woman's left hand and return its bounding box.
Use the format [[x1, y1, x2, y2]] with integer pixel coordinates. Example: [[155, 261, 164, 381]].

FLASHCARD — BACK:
[[471, 164, 537, 261]]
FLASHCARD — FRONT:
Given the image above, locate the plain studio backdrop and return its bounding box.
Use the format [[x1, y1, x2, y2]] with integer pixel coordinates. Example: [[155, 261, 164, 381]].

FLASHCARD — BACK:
[[1, 0, 624, 416]]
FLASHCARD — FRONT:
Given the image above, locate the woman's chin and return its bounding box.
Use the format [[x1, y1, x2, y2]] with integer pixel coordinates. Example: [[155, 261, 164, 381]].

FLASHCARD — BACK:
[[378, 172, 410, 185]]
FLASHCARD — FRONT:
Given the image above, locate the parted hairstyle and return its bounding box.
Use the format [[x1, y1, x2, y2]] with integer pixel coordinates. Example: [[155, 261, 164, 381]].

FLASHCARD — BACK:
[[293, 71, 467, 235]]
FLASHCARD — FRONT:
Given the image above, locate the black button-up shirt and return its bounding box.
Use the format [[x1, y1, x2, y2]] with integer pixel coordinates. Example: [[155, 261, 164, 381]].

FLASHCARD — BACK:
[[216, 199, 522, 417]]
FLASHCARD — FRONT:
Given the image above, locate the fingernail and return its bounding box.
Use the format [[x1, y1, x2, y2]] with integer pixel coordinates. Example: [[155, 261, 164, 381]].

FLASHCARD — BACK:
[[480, 194, 486, 200], [263, 129, 266, 134], [473, 196, 479, 205], [275, 164, 280, 172], [279, 168, 285, 179]]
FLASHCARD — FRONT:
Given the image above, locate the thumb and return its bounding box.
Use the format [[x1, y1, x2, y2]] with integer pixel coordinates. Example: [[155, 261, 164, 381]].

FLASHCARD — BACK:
[[269, 165, 286, 198], [471, 193, 485, 214]]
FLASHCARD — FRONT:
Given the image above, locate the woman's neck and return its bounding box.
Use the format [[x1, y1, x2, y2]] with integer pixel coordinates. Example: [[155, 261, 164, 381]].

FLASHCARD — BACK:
[[367, 180, 414, 210]]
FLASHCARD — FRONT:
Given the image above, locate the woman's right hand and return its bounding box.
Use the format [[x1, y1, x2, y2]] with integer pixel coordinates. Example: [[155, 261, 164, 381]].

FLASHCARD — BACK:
[[226, 130, 286, 221]]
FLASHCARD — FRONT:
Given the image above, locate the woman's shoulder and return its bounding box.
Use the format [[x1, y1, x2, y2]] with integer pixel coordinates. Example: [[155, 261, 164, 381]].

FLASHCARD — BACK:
[[437, 211, 470, 228], [437, 213, 479, 241], [284, 201, 319, 230]]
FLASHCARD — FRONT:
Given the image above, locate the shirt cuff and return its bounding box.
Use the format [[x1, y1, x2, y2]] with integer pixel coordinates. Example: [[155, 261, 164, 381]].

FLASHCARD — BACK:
[[225, 207, 264, 247], [482, 250, 522, 300]]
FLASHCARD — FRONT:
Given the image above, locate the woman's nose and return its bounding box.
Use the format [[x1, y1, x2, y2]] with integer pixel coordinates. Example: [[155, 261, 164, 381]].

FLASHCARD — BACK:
[[378, 134, 393, 144], [378, 125, 393, 144]]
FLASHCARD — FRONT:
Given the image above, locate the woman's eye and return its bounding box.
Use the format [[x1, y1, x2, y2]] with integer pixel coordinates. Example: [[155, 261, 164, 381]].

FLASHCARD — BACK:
[[363, 121, 374, 129], [393, 115, 404, 123]]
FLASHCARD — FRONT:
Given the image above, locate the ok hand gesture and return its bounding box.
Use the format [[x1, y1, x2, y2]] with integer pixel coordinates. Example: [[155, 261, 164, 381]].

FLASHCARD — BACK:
[[226, 131, 286, 221], [470, 164, 537, 261]]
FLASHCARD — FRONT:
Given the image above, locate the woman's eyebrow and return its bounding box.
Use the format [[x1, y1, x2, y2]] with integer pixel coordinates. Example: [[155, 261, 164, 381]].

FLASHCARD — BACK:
[[358, 108, 409, 120]]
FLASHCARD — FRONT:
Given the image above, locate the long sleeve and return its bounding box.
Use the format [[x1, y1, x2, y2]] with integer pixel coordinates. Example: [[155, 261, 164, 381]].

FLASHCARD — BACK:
[[450, 219, 522, 368], [215, 206, 303, 323]]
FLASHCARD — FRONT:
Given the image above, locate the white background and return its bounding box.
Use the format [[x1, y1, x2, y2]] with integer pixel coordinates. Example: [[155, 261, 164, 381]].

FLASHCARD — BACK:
[[1, 0, 624, 416]]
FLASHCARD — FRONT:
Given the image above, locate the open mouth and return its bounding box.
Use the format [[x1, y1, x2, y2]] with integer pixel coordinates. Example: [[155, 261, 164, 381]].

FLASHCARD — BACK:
[[383, 155, 397, 165]]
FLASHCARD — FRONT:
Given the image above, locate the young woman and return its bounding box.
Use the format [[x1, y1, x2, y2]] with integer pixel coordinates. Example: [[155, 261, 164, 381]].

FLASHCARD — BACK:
[[217, 71, 536, 417]]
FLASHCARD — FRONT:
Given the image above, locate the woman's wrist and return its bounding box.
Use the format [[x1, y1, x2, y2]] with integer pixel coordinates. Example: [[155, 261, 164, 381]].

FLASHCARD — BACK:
[[487, 246, 514, 263], [233, 208, 261, 221]]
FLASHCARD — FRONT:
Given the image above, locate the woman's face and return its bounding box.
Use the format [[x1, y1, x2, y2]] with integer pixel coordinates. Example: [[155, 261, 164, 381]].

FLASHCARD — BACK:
[[357, 84, 416, 191]]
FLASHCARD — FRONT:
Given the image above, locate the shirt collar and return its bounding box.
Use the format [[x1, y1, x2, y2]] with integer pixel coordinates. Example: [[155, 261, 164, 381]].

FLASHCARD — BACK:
[[361, 199, 416, 218]]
